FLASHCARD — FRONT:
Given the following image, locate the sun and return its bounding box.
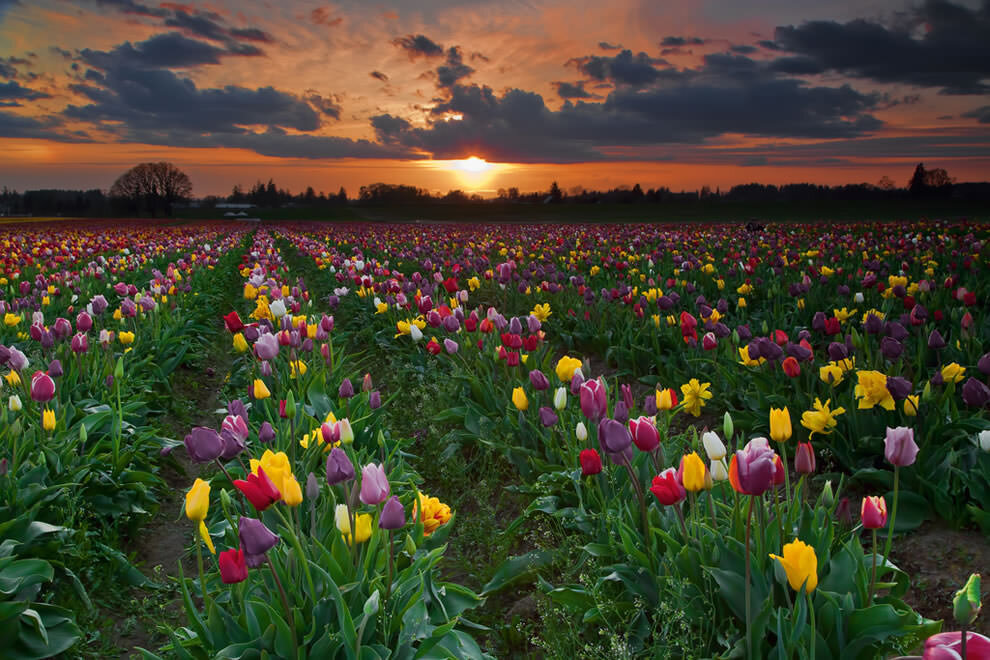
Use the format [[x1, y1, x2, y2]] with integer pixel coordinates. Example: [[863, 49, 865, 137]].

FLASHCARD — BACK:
[[452, 156, 492, 174]]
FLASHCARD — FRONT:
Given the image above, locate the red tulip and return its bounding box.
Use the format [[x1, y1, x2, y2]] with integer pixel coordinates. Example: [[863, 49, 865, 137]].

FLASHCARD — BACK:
[[579, 449, 602, 476], [31, 371, 56, 403], [233, 467, 281, 511], [223, 311, 244, 333], [861, 495, 887, 529], [650, 468, 686, 505], [782, 356, 801, 377], [795, 441, 816, 474], [219, 548, 248, 583]]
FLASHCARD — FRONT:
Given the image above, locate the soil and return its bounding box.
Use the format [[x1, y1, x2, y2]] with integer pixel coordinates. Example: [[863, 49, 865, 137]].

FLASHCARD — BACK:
[[893, 521, 990, 637]]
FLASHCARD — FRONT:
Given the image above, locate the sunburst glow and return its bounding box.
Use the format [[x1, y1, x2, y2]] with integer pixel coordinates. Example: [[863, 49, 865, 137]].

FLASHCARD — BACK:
[[452, 156, 491, 173]]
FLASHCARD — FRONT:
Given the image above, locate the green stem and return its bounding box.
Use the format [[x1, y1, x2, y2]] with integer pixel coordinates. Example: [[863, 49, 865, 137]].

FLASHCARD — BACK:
[[780, 441, 791, 504], [808, 589, 816, 660], [869, 528, 878, 602], [267, 555, 300, 657], [745, 495, 754, 660], [272, 505, 316, 604], [195, 534, 211, 611], [882, 466, 900, 562]]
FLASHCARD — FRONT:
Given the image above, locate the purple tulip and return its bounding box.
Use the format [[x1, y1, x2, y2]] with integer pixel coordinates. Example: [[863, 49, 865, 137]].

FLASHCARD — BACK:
[[254, 333, 279, 360], [580, 379, 608, 420], [369, 390, 382, 409], [864, 312, 884, 334], [927, 329, 946, 350], [509, 316, 523, 335], [884, 426, 919, 467], [978, 352, 990, 376], [90, 294, 108, 315], [885, 376, 912, 401], [76, 311, 93, 332], [228, 399, 248, 420], [360, 463, 390, 505], [598, 417, 632, 456], [184, 427, 223, 463], [379, 495, 406, 530], [339, 378, 355, 399], [527, 315, 541, 333], [8, 347, 28, 371], [538, 406, 558, 427], [306, 472, 320, 500], [880, 337, 903, 360], [569, 369, 585, 395], [613, 400, 629, 424], [258, 421, 276, 444], [886, 321, 908, 342], [961, 377, 990, 408], [735, 437, 777, 495], [529, 369, 550, 391], [326, 448, 355, 485], [239, 517, 279, 556]]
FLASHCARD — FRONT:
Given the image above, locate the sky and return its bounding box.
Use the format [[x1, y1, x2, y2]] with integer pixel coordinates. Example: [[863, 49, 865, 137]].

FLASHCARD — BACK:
[[1, 0, 989, 197]]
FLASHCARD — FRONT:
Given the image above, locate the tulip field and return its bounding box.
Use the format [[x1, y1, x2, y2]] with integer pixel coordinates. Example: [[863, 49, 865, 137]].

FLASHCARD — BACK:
[[1, 217, 988, 659]]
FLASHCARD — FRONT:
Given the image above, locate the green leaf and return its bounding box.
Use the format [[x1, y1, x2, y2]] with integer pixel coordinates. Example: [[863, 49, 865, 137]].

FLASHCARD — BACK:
[[482, 550, 554, 594]]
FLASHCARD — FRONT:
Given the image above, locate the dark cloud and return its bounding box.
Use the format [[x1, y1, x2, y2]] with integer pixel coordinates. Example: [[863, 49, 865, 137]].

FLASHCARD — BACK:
[[392, 34, 445, 59], [772, 0, 990, 94], [229, 27, 275, 43], [598, 41, 622, 51], [436, 47, 474, 88], [469, 51, 490, 63], [730, 44, 758, 54], [310, 7, 343, 27], [660, 36, 705, 47], [0, 110, 85, 141], [91, 0, 168, 18], [164, 10, 228, 42], [80, 33, 243, 70], [370, 70, 389, 82], [370, 113, 412, 140], [552, 81, 598, 99], [962, 105, 990, 123], [758, 40, 782, 50], [156, 127, 416, 159], [567, 49, 670, 87], [64, 66, 321, 133], [0, 80, 51, 101]]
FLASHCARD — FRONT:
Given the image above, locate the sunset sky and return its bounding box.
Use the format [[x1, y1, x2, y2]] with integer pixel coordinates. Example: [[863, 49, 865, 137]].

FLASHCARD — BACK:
[[1, 0, 989, 196]]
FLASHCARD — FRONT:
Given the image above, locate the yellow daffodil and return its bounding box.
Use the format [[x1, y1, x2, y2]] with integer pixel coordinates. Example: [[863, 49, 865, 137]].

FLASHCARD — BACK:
[[800, 398, 845, 436], [680, 379, 712, 417], [531, 303, 551, 322]]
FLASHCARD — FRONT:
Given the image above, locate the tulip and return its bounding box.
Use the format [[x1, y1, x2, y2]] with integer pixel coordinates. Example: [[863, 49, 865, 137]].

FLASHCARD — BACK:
[[281, 474, 303, 506], [326, 448, 355, 485], [76, 311, 93, 332], [254, 333, 279, 360], [580, 379, 608, 420], [360, 463, 390, 505], [306, 472, 320, 500], [649, 468, 686, 505], [979, 430, 990, 452], [30, 371, 55, 402], [252, 379, 271, 400], [656, 387, 678, 411], [218, 548, 248, 584], [511, 387, 529, 411], [258, 421, 276, 444], [769, 538, 818, 592], [538, 406, 558, 427], [922, 631, 990, 660], [239, 517, 279, 559], [379, 496, 406, 530], [884, 426, 918, 466], [575, 422, 588, 442], [338, 378, 354, 399], [71, 332, 88, 354], [553, 387, 567, 411], [730, 437, 776, 496], [598, 418, 632, 457], [369, 390, 382, 409], [769, 407, 791, 443], [613, 400, 629, 424], [233, 467, 281, 511], [555, 356, 583, 382], [953, 573, 982, 627], [710, 459, 728, 482], [412, 492, 452, 537], [629, 416, 660, 452], [781, 356, 801, 377], [579, 448, 602, 476], [336, 505, 373, 545], [224, 311, 245, 333], [861, 495, 887, 529], [9, 394, 22, 411], [529, 369, 550, 391], [794, 441, 816, 474], [184, 478, 210, 521], [184, 427, 223, 463], [961, 377, 990, 408], [679, 452, 707, 492], [702, 431, 726, 460]]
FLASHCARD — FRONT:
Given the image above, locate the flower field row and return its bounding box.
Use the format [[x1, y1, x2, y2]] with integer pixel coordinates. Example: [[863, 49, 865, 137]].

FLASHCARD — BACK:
[[0, 218, 987, 658]]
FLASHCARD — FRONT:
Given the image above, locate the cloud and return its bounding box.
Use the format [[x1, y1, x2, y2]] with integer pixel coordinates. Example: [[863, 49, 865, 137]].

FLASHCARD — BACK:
[[310, 7, 343, 27], [0, 80, 51, 102], [0, 110, 86, 141], [436, 46, 474, 88], [660, 36, 706, 46], [567, 49, 671, 88], [962, 105, 990, 123], [64, 66, 321, 133], [370, 70, 389, 82], [79, 32, 254, 70], [730, 44, 758, 54], [91, 0, 168, 18], [598, 41, 622, 51], [552, 80, 599, 99], [306, 92, 342, 120], [154, 127, 417, 159], [772, 0, 990, 94], [392, 34, 445, 59]]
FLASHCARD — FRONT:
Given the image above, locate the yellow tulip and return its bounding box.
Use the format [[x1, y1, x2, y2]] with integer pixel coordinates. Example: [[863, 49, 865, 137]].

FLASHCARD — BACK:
[[531, 303, 551, 322], [903, 395, 919, 417], [554, 356, 583, 382], [282, 474, 303, 507], [819, 364, 844, 386], [253, 379, 271, 400], [656, 388, 677, 411], [413, 492, 452, 536], [232, 333, 248, 353], [5, 371, 21, 387], [3, 313, 21, 326], [119, 331, 135, 345], [770, 538, 818, 592], [335, 505, 372, 545], [289, 360, 307, 378], [941, 362, 965, 384], [512, 387, 529, 411], [42, 408, 56, 432], [680, 452, 707, 492], [854, 370, 895, 410], [769, 407, 792, 443], [184, 478, 210, 521]]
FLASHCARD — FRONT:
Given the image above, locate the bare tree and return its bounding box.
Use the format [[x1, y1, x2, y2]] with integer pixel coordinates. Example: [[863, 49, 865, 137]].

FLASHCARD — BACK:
[[110, 162, 192, 216]]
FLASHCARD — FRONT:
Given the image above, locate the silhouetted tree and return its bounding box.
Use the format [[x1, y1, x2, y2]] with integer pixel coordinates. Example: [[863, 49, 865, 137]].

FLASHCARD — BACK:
[[548, 181, 562, 203], [109, 162, 192, 217], [908, 163, 928, 196], [337, 187, 347, 203]]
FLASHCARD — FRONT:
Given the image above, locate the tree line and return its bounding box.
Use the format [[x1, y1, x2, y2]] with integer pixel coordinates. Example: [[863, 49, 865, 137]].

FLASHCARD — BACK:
[[1, 161, 988, 218]]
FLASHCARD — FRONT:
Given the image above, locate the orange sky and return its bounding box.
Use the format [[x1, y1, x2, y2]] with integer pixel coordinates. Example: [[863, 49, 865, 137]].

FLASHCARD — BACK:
[[1, 0, 988, 196]]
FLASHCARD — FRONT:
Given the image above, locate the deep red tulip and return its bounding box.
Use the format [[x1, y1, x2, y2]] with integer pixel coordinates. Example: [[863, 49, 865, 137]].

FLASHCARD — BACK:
[[219, 548, 248, 583], [580, 449, 602, 476], [650, 468, 686, 506], [233, 467, 281, 511]]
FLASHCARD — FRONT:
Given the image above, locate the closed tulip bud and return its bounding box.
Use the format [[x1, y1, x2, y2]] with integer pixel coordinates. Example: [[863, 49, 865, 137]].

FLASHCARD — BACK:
[[952, 573, 982, 626], [42, 408, 56, 431], [253, 379, 270, 400], [359, 463, 390, 505], [529, 369, 550, 391], [769, 407, 792, 443], [598, 417, 633, 457], [30, 371, 55, 402], [579, 448, 602, 475], [218, 548, 248, 584], [979, 430, 990, 452], [961, 377, 990, 408], [795, 441, 816, 474], [281, 474, 303, 506], [326, 448, 355, 485], [884, 426, 919, 466], [927, 329, 946, 350], [538, 406, 558, 427], [710, 459, 728, 482], [630, 416, 660, 452], [8, 394, 21, 412], [285, 391, 296, 419], [575, 422, 588, 442], [553, 387, 567, 410], [822, 480, 834, 507], [613, 400, 629, 424], [113, 356, 123, 380], [679, 452, 707, 492], [306, 472, 320, 500], [338, 418, 354, 444], [656, 387, 678, 411], [379, 496, 406, 530], [239, 517, 279, 557], [860, 495, 887, 529], [702, 430, 726, 460], [184, 427, 223, 463], [369, 390, 382, 409], [409, 324, 423, 342], [339, 378, 354, 399], [258, 421, 275, 443], [579, 379, 608, 420], [723, 411, 734, 441], [184, 478, 211, 521]]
